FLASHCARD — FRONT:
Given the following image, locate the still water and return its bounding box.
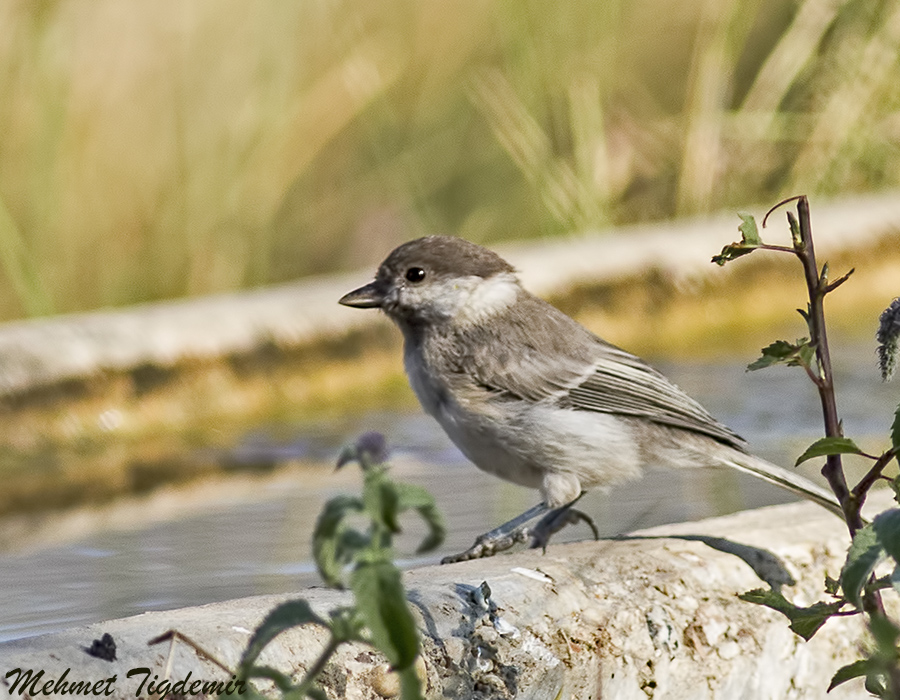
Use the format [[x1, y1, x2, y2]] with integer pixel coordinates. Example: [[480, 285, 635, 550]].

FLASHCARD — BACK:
[[0, 345, 896, 643]]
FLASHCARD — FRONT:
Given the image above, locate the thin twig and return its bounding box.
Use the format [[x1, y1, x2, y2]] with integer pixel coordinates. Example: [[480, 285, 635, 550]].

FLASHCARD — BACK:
[[791, 197, 859, 532], [853, 449, 900, 510]]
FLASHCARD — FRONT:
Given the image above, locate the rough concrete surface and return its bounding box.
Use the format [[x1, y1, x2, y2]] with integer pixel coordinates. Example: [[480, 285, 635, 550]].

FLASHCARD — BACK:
[[1, 493, 890, 699]]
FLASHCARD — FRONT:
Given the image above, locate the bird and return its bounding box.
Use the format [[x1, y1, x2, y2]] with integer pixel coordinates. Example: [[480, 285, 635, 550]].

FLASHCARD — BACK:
[[338, 235, 842, 562]]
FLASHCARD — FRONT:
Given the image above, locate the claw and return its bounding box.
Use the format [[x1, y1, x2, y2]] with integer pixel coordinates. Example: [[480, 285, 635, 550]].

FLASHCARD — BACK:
[[528, 507, 599, 552], [440, 494, 595, 563]]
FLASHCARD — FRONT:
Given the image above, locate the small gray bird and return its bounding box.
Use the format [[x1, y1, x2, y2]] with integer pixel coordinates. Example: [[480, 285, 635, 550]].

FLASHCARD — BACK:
[[339, 236, 841, 562]]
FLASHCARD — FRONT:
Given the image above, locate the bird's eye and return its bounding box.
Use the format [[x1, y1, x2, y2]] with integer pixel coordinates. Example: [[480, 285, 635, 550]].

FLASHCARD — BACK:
[[405, 267, 426, 283]]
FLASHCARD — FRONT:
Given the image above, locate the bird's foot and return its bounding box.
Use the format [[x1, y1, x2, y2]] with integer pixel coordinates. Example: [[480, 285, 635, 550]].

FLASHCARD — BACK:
[[527, 506, 599, 552], [441, 526, 533, 564], [440, 496, 597, 563]]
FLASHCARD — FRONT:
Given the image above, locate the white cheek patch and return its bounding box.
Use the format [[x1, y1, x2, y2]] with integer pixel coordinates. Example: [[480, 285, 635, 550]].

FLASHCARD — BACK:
[[396, 272, 520, 324], [453, 273, 520, 325]]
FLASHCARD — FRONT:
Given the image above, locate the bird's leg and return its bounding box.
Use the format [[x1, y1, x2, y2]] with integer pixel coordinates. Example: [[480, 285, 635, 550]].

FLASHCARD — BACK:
[[527, 494, 599, 552], [441, 502, 548, 564], [441, 493, 597, 564]]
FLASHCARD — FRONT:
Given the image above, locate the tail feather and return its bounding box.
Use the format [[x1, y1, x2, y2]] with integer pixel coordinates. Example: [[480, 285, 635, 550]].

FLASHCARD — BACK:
[[721, 453, 844, 519]]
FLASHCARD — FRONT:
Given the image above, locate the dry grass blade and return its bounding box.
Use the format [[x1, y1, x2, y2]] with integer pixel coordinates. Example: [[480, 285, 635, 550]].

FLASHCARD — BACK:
[[786, 3, 900, 194]]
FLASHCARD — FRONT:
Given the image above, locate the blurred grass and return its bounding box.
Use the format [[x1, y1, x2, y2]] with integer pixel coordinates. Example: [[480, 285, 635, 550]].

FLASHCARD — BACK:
[[0, 0, 898, 320]]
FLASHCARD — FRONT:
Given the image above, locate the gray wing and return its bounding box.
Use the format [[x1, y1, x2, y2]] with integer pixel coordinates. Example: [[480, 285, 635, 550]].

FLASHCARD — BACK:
[[456, 293, 746, 450], [563, 343, 747, 449]]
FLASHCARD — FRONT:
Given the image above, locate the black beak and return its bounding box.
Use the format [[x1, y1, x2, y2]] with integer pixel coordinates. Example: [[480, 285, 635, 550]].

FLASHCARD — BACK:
[[338, 280, 385, 309]]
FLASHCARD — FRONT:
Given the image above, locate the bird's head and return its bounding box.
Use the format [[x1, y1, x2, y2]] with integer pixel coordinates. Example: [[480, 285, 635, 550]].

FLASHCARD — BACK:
[[339, 236, 521, 328]]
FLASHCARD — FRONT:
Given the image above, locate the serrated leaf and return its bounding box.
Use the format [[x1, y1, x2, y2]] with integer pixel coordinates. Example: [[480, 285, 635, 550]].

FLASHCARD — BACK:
[[350, 561, 419, 670], [738, 588, 843, 640], [747, 339, 812, 371], [747, 340, 795, 370], [711, 244, 756, 266], [841, 524, 885, 609], [828, 658, 876, 691], [824, 574, 841, 595], [795, 436, 864, 466], [240, 600, 327, 670], [313, 495, 365, 587], [738, 213, 762, 246], [392, 482, 447, 553], [711, 215, 764, 265], [890, 475, 900, 505], [874, 509, 900, 565]]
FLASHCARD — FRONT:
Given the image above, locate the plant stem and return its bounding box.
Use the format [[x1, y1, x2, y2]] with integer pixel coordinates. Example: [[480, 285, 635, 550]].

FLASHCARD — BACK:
[[792, 196, 861, 532], [852, 450, 898, 510]]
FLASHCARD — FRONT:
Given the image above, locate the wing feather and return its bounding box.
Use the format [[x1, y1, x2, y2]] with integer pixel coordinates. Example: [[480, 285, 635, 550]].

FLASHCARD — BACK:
[[451, 294, 746, 450]]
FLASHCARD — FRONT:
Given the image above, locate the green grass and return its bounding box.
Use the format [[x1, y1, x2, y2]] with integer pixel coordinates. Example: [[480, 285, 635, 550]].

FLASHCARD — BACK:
[[0, 0, 897, 320]]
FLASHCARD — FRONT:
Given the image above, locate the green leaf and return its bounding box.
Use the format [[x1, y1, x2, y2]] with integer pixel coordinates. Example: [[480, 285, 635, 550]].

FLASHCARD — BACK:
[[870, 613, 900, 650], [795, 436, 864, 466], [891, 475, 900, 505], [874, 509, 900, 565], [398, 666, 424, 700], [363, 470, 402, 535], [738, 213, 762, 246], [392, 482, 447, 553], [797, 342, 817, 371], [246, 665, 299, 693], [326, 606, 366, 644], [711, 244, 755, 266], [349, 560, 419, 670], [828, 658, 876, 691], [865, 673, 888, 698], [313, 495, 365, 587], [240, 600, 327, 671], [738, 588, 844, 640], [711, 215, 763, 266], [841, 524, 885, 609], [747, 339, 813, 372], [787, 210, 802, 248]]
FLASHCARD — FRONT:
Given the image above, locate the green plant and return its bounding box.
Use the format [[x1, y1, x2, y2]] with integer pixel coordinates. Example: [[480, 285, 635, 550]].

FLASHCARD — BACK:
[[714, 195, 900, 697], [233, 432, 445, 700]]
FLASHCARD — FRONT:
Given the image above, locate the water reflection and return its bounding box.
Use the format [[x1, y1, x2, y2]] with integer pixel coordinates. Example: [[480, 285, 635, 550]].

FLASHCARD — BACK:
[[0, 344, 895, 643]]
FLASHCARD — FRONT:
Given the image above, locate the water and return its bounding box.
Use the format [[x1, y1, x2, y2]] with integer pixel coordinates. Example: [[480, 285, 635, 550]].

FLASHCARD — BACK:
[[0, 345, 896, 643]]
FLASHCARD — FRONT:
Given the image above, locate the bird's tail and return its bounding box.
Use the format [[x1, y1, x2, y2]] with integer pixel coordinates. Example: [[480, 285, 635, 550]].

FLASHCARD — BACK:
[[720, 452, 844, 519]]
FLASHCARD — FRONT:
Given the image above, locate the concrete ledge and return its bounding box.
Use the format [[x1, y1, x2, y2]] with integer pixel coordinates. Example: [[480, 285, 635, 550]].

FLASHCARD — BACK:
[[1, 495, 886, 699], [0, 192, 895, 397]]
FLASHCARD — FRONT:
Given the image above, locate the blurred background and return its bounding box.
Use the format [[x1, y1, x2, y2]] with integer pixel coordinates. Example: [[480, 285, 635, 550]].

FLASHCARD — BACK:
[[1, 0, 900, 643], [0, 0, 899, 320]]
